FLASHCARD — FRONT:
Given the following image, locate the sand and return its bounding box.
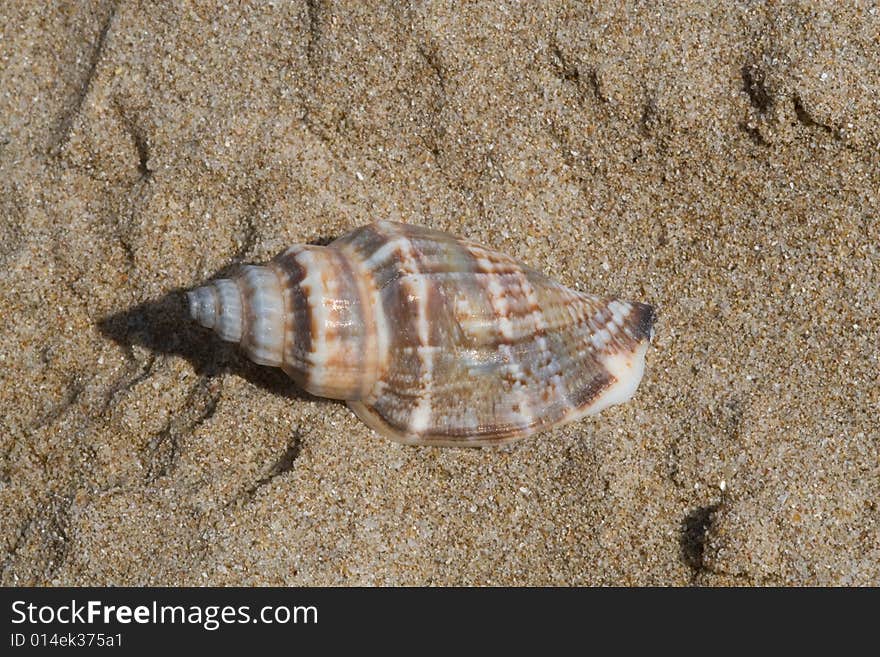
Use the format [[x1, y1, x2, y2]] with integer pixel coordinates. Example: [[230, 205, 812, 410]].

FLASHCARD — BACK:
[[1, 0, 877, 586]]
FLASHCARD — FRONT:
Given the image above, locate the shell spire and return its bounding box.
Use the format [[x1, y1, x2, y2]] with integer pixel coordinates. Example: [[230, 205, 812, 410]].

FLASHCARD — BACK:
[[187, 221, 655, 446]]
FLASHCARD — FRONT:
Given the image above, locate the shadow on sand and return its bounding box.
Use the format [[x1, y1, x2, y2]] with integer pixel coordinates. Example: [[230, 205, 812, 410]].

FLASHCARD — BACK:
[[97, 282, 323, 404]]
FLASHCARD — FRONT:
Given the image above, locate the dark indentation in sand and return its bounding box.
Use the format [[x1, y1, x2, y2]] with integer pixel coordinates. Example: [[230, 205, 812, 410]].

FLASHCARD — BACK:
[[193, 389, 221, 429], [551, 43, 580, 85], [112, 213, 138, 271], [114, 103, 153, 181], [739, 120, 769, 147], [793, 94, 840, 140], [101, 353, 156, 415], [131, 127, 151, 180], [550, 43, 607, 106], [641, 97, 660, 135], [44, 496, 72, 579], [417, 43, 447, 97], [544, 120, 593, 187], [3, 516, 35, 576], [53, 2, 117, 152], [145, 383, 220, 482], [145, 425, 178, 481], [587, 69, 605, 103], [304, 0, 323, 68], [300, 108, 331, 144], [2, 496, 72, 582], [32, 380, 85, 431], [681, 503, 720, 574], [97, 289, 322, 405], [414, 43, 450, 169], [0, 183, 26, 264], [741, 65, 773, 113], [239, 435, 303, 503]]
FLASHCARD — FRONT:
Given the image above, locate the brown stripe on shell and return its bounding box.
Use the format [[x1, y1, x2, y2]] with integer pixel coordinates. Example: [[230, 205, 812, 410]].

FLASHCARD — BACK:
[[555, 301, 620, 409], [567, 368, 613, 411], [331, 222, 409, 290], [550, 294, 656, 416], [281, 245, 374, 400], [271, 247, 313, 391], [361, 222, 436, 436], [333, 246, 378, 400]]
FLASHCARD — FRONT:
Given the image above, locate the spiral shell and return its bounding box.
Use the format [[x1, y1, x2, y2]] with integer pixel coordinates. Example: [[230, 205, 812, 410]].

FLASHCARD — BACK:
[[187, 221, 655, 446]]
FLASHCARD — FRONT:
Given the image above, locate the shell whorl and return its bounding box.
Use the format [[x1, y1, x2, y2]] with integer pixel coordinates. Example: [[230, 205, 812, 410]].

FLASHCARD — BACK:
[[188, 267, 286, 368], [188, 246, 378, 400], [187, 221, 656, 446]]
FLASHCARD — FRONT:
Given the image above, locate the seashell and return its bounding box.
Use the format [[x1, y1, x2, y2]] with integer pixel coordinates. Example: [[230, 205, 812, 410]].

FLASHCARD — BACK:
[[187, 221, 655, 446]]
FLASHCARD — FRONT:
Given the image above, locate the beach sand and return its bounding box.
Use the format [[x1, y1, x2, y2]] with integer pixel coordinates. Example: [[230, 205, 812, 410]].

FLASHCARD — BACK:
[[1, 1, 877, 585]]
